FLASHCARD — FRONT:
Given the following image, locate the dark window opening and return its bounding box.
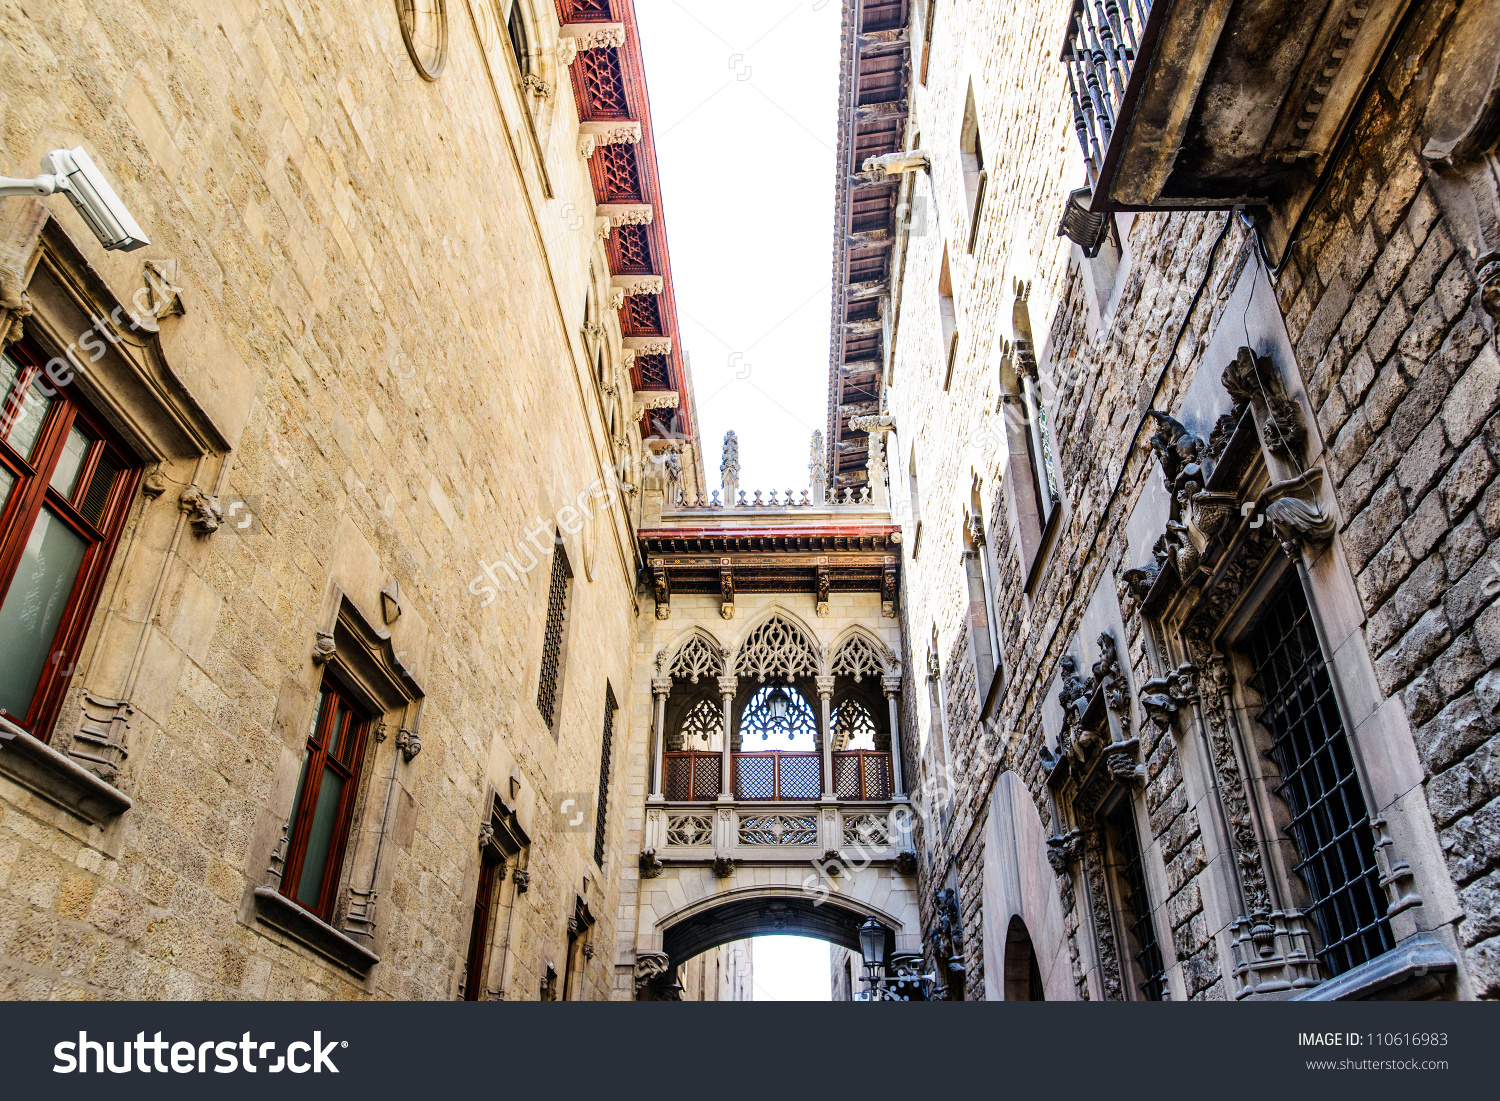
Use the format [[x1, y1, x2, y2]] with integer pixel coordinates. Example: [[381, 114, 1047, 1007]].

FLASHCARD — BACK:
[[1247, 579, 1394, 977], [536, 539, 571, 730], [463, 855, 500, 1000], [593, 684, 617, 867], [1108, 801, 1167, 1001], [507, 1, 531, 78]]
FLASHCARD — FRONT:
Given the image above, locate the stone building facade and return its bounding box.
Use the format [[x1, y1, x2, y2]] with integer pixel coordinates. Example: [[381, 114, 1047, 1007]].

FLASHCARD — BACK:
[[846, 0, 1500, 1000], [0, 0, 705, 1001]]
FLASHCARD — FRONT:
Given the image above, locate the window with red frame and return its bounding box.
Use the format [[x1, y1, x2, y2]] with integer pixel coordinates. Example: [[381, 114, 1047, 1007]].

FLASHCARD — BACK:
[[0, 341, 139, 738], [281, 680, 374, 921]]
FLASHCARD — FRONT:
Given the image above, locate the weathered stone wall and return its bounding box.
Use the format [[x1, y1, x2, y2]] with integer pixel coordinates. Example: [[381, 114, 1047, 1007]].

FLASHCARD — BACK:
[[887, 0, 1489, 999], [1276, 0, 1500, 997], [0, 0, 647, 1001]]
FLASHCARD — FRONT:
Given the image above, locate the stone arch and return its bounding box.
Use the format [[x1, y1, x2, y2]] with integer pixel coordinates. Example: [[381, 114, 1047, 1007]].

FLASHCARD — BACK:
[[650, 882, 917, 970], [981, 770, 1074, 1000], [729, 605, 823, 683]]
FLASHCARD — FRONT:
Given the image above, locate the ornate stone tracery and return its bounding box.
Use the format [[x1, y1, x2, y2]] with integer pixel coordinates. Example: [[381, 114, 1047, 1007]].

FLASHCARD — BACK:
[[830, 634, 888, 682], [733, 615, 819, 683], [668, 634, 723, 684]]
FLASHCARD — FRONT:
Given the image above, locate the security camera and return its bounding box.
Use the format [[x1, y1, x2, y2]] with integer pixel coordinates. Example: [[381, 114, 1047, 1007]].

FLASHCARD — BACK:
[[0, 146, 149, 253]]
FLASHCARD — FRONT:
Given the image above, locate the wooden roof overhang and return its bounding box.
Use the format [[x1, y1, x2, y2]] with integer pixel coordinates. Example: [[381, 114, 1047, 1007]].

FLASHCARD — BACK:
[[639, 524, 901, 606], [556, 0, 696, 442], [826, 0, 911, 490]]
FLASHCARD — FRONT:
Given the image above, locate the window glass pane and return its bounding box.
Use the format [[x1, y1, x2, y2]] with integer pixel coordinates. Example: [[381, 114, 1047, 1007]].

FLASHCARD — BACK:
[[328, 701, 352, 759], [50, 426, 92, 499], [6, 378, 54, 462], [0, 466, 13, 518], [0, 507, 89, 720], [0, 352, 18, 407], [294, 766, 345, 909]]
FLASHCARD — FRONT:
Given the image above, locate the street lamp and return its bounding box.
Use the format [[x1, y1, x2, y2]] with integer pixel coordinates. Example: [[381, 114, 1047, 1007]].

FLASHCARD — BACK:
[[858, 917, 887, 1000]]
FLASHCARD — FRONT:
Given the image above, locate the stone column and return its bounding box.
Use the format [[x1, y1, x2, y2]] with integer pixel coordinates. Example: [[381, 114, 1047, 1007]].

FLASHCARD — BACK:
[[883, 676, 905, 796], [650, 677, 671, 799], [717, 676, 737, 800], [817, 675, 837, 799]]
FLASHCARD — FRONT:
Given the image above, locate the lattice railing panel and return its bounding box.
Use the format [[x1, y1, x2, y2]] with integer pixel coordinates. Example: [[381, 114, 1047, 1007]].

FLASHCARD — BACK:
[[834, 754, 861, 799], [833, 751, 891, 800], [738, 814, 817, 846], [734, 756, 774, 800], [578, 48, 629, 118], [666, 813, 713, 847], [664, 752, 720, 801], [594, 143, 642, 202], [636, 355, 672, 390], [626, 294, 662, 335], [614, 224, 653, 272], [778, 755, 821, 800], [861, 754, 892, 800]]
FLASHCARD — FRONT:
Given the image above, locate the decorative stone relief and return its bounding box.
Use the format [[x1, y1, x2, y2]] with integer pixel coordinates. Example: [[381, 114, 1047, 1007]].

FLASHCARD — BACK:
[[179, 486, 223, 535], [597, 203, 655, 227], [862, 149, 930, 179]]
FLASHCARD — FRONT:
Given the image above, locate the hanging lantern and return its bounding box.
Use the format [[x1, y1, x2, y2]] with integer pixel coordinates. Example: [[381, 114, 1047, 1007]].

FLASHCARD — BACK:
[[764, 686, 791, 740]]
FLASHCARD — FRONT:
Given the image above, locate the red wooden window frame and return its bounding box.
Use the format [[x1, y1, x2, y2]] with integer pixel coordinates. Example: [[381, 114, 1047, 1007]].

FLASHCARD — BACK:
[[0, 339, 140, 739], [280, 679, 374, 922], [463, 853, 501, 1001]]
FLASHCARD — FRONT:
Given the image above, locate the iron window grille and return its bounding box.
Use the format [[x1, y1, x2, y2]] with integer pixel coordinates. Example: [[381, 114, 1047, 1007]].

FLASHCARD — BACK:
[[593, 685, 617, 867], [1248, 579, 1394, 976], [536, 540, 570, 729], [1109, 802, 1167, 1001]]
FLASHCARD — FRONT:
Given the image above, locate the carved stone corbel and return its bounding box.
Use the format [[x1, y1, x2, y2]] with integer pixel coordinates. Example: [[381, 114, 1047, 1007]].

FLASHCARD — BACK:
[[312, 631, 337, 665], [1260, 467, 1336, 558], [634, 950, 671, 993], [711, 854, 734, 878], [652, 565, 670, 620], [638, 848, 664, 878], [179, 486, 223, 535], [396, 725, 422, 762], [511, 867, 530, 892], [816, 564, 831, 618], [718, 564, 735, 621]]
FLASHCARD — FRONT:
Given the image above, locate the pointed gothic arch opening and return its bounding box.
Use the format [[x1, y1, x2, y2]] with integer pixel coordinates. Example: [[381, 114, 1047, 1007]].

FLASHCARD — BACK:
[[1004, 915, 1044, 1001]]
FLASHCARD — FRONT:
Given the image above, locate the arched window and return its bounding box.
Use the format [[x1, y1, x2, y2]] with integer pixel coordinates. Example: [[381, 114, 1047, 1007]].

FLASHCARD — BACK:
[[832, 699, 877, 750], [505, 0, 531, 78], [679, 697, 721, 745], [739, 685, 817, 748]]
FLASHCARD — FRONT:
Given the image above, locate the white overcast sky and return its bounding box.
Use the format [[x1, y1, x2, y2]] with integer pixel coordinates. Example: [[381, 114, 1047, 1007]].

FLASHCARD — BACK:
[[633, 1, 843, 997], [635, 0, 843, 495]]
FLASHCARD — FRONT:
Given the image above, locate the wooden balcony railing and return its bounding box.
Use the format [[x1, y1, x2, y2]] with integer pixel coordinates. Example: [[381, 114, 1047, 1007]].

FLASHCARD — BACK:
[[663, 749, 894, 801], [733, 752, 822, 800], [663, 751, 723, 801], [834, 750, 892, 801]]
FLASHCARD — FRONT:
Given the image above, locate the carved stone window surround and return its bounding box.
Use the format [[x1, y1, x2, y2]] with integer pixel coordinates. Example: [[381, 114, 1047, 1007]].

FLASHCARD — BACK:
[[245, 589, 424, 973]]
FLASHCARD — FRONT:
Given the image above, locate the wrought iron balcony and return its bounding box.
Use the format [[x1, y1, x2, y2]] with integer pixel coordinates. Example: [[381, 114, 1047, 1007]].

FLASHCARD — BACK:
[[1062, 0, 1151, 194], [661, 750, 893, 802]]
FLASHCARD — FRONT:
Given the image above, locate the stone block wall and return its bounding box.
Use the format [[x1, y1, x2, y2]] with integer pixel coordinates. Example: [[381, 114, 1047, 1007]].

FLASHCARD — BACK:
[[0, 0, 645, 1001], [886, 0, 1492, 999]]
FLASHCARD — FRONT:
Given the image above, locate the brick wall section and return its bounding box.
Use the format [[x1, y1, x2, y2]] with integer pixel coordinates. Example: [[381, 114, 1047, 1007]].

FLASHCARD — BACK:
[[1276, 9, 1500, 997]]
